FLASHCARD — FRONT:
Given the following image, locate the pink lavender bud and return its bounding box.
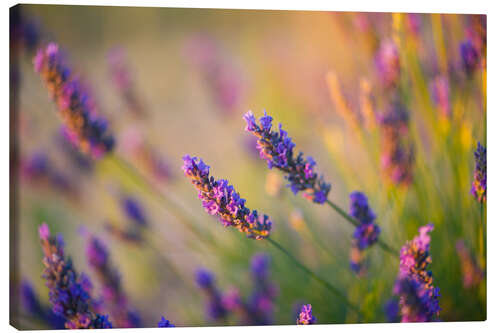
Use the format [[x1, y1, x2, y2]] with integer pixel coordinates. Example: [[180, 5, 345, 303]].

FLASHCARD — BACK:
[[378, 101, 414, 186], [296, 304, 317, 325], [158, 316, 175, 327], [243, 111, 331, 204], [86, 235, 141, 328], [33, 43, 114, 159], [393, 224, 440, 322], [430, 76, 451, 118], [455, 240, 484, 288], [374, 39, 400, 88], [38, 224, 112, 328], [182, 155, 272, 239], [471, 142, 486, 203]]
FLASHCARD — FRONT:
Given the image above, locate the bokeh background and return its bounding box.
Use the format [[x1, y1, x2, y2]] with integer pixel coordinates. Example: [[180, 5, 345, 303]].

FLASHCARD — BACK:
[[10, 4, 486, 329]]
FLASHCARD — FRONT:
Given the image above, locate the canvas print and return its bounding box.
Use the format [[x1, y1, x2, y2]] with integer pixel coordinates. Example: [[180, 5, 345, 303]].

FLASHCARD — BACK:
[[10, 4, 486, 329]]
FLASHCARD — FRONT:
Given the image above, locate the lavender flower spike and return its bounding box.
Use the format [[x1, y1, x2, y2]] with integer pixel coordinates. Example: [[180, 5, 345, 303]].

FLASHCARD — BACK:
[[86, 235, 141, 328], [393, 224, 440, 322], [195, 269, 227, 321], [349, 192, 380, 273], [38, 223, 112, 329], [243, 111, 331, 204], [182, 155, 272, 239], [34, 43, 114, 158], [471, 142, 486, 203], [296, 304, 317, 325], [158, 316, 175, 327]]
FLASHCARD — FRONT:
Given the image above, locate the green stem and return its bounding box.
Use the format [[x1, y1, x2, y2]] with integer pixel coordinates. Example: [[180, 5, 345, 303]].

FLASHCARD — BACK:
[[266, 237, 362, 316], [326, 199, 399, 257]]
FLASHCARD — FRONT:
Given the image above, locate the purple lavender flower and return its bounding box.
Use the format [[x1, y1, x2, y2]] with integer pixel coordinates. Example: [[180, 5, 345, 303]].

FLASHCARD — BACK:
[[21, 152, 78, 197], [39, 223, 112, 329], [86, 235, 140, 328], [384, 299, 400, 323], [393, 224, 440, 322], [243, 111, 331, 204], [374, 39, 400, 88], [393, 276, 441, 322], [122, 196, 148, 227], [195, 269, 227, 321], [20, 280, 66, 329], [296, 304, 317, 325], [182, 155, 272, 239], [460, 40, 480, 77], [34, 43, 114, 159], [471, 142, 486, 203], [349, 192, 380, 273], [378, 100, 414, 186], [158, 316, 175, 327], [247, 253, 278, 325]]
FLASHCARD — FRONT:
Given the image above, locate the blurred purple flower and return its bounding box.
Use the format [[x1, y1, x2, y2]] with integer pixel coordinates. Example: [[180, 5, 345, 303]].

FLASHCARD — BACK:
[[158, 316, 175, 327], [374, 39, 400, 88], [39, 223, 113, 328], [195, 269, 228, 321], [33, 42, 114, 158], [86, 235, 141, 328], [471, 142, 486, 203], [182, 155, 272, 239], [349, 192, 380, 273], [20, 280, 66, 329], [122, 196, 148, 227], [378, 100, 414, 186], [244, 111, 331, 204], [460, 40, 480, 77]]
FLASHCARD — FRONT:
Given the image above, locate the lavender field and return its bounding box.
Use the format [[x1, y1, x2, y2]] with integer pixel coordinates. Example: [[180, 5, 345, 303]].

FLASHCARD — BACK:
[[10, 5, 486, 329]]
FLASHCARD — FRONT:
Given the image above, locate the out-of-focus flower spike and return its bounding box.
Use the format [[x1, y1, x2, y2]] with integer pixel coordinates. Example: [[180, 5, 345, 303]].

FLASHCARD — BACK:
[[374, 39, 400, 88], [38, 223, 113, 329], [20, 280, 66, 329], [243, 111, 331, 204], [182, 155, 272, 239], [378, 100, 414, 186], [471, 142, 486, 203], [86, 235, 141, 328], [33, 42, 114, 159], [349, 192, 380, 274], [195, 269, 227, 321]]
